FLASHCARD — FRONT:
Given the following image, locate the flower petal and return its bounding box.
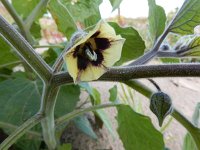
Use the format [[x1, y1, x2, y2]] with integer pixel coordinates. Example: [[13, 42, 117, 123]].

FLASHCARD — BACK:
[[64, 53, 79, 81], [79, 64, 107, 82], [102, 35, 125, 67]]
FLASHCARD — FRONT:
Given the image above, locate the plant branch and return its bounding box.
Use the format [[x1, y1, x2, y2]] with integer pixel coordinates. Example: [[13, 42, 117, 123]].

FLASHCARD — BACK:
[[40, 85, 60, 150], [0, 113, 44, 150], [33, 44, 65, 49], [128, 29, 169, 66], [0, 121, 42, 139], [55, 103, 120, 128], [0, 15, 52, 82], [123, 80, 200, 149], [1, 0, 33, 43], [24, 0, 48, 30], [52, 63, 200, 86]]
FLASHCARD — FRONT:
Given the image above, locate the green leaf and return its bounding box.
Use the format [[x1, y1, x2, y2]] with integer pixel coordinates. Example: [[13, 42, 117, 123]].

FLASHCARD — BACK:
[[12, 0, 41, 19], [15, 137, 41, 150], [58, 143, 72, 150], [73, 115, 97, 139], [192, 103, 200, 127], [183, 133, 198, 150], [109, 22, 145, 65], [0, 78, 42, 125], [0, 38, 19, 69], [109, 85, 118, 102], [61, 0, 102, 27], [169, 0, 200, 35], [161, 58, 180, 63], [109, 0, 123, 11], [174, 36, 200, 56], [30, 21, 41, 39], [48, 0, 77, 39], [148, 0, 166, 42], [116, 105, 164, 150], [0, 68, 12, 82], [55, 84, 80, 118]]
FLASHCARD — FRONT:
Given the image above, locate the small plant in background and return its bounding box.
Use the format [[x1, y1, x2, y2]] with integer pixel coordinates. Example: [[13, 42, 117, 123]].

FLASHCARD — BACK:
[[0, 0, 200, 150]]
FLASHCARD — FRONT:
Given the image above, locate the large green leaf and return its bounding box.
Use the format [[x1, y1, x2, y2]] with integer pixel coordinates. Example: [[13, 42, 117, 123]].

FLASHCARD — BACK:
[[55, 84, 80, 118], [12, 0, 40, 19], [169, 0, 200, 35], [0, 78, 42, 125], [109, 0, 123, 11], [48, 0, 77, 39], [116, 105, 164, 150], [148, 0, 166, 42], [109, 22, 145, 65], [0, 38, 19, 69], [61, 0, 102, 27]]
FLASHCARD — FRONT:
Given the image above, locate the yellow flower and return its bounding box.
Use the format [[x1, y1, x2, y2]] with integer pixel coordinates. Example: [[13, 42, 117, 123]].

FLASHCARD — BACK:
[[64, 20, 125, 83]]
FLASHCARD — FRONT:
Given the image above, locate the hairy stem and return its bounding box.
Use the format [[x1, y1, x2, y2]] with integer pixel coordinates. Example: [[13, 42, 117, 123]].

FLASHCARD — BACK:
[[1, 0, 33, 43], [123, 80, 200, 149], [0, 16, 52, 82], [0, 113, 44, 150], [55, 103, 120, 128], [52, 63, 200, 86], [40, 85, 60, 150], [0, 121, 41, 139]]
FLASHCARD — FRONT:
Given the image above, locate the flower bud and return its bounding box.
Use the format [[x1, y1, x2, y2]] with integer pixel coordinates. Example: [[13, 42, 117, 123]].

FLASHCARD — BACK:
[[150, 92, 173, 127]]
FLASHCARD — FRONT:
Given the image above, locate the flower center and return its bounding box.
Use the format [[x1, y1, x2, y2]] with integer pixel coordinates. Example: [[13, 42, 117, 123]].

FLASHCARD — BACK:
[[85, 47, 97, 61]]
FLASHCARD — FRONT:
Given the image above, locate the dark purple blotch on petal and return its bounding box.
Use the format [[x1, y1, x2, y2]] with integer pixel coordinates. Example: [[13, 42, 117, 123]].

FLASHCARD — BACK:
[[95, 38, 111, 50], [73, 45, 80, 57], [91, 31, 100, 38], [77, 55, 89, 70]]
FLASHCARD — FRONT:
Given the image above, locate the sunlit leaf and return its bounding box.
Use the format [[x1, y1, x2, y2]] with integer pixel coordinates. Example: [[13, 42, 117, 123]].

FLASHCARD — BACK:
[[174, 36, 200, 56], [148, 0, 166, 42], [12, 0, 41, 19], [109, 85, 118, 102], [169, 0, 200, 35], [61, 0, 102, 27], [58, 143, 72, 150], [109, 22, 145, 65], [109, 0, 123, 11], [183, 133, 198, 150], [116, 105, 164, 150], [48, 0, 77, 39]]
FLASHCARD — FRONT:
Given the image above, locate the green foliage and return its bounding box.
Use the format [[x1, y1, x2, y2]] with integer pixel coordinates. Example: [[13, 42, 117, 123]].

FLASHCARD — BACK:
[[109, 0, 123, 11], [116, 105, 165, 150], [58, 143, 72, 150], [183, 133, 198, 150], [175, 36, 200, 56], [12, 0, 41, 19], [109, 85, 118, 102], [48, 0, 77, 39], [73, 115, 97, 139], [109, 22, 145, 65], [0, 78, 41, 125], [61, 0, 102, 27], [169, 0, 200, 35], [0, 38, 18, 69], [148, 0, 166, 42]]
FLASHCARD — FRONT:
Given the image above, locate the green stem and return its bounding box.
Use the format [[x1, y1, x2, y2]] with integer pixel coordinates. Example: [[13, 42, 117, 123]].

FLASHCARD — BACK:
[[0, 113, 44, 150], [55, 103, 120, 128], [0, 16, 52, 82], [24, 0, 48, 30], [33, 45, 65, 49], [1, 0, 33, 43], [0, 121, 42, 139], [123, 80, 200, 149], [52, 63, 200, 86], [40, 85, 60, 150]]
